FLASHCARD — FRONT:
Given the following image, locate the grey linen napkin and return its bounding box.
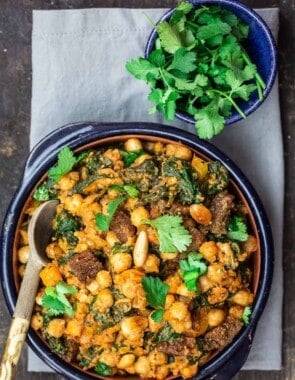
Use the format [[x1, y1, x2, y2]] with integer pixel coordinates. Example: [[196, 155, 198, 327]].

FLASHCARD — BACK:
[[29, 7, 282, 372]]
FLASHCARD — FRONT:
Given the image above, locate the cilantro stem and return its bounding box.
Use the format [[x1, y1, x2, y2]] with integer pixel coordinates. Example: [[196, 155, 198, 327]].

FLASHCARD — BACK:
[[241, 51, 266, 92], [211, 89, 246, 119]]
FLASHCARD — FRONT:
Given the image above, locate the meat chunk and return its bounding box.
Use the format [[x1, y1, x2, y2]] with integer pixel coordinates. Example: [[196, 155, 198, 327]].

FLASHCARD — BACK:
[[149, 199, 167, 219], [208, 191, 234, 235], [160, 258, 180, 280], [68, 250, 102, 283], [109, 210, 136, 243], [157, 336, 196, 356], [183, 217, 205, 251], [62, 339, 79, 363], [203, 316, 243, 352]]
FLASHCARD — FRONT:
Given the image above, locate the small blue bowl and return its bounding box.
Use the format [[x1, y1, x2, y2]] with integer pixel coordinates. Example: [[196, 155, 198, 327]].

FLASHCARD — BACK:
[[145, 0, 278, 127]]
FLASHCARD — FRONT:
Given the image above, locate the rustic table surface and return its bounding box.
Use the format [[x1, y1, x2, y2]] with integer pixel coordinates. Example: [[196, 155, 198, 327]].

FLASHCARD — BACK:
[[0, 1, 294, 379]]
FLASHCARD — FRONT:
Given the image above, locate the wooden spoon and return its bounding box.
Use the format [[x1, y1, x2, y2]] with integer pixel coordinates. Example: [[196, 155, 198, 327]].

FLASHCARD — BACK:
[[0, 200, 58, 380]]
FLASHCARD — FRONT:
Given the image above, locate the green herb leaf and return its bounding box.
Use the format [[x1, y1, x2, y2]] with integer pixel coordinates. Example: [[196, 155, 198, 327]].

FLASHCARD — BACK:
[[156, 21, 183, 54], [227, 216, 249, 242], [95, 362, 112, 376], [142, 276, 169, 309], [151, 309, 165, 323], [48, 147, 77, 183], [180, 252, 208, 291], [95, 196, 125, 231], [41, 281, 77, 317], [110, 184, 139, 198], [195, 103, 225, 139], [33, 184, 51, 201], [242, 306, 252, 325], [144, 214, 192, 253], [125, 57, 159, 81], [167, 48, 197, 74], [120, 149, 146, 166]]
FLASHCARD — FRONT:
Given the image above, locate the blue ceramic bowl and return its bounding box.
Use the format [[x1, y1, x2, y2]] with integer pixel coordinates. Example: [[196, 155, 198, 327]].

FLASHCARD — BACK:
[[145, 0, 277, 127], [0, 123, 274, 379]]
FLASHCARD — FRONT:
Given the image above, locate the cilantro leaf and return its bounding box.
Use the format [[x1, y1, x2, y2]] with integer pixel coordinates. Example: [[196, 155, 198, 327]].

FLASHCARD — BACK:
[[227, 216, 249, 242], [95, 196, 125, 231], [109, 184, 139, 198], [142, 276, 169, 310], [48, 147, 77, 183], [41, 281, 77, 317], [95, 362, 112, 376], [156, 21, 183, 54], [195, 103, 225, 139], [167, 48, 197, 74], [151, 309, 165, 323], [180, 252, 208, 291], [125, 57, 159, 81], [149, 49, 166, 68], [242, 306, 252, 325], [120, 149, 145, 166], [196, 20, 231, 40], [144, 214, 192, 253]]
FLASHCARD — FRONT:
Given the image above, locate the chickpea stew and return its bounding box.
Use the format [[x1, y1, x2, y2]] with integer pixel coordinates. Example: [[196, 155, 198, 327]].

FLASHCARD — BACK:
[[18, 138, 257, 379]]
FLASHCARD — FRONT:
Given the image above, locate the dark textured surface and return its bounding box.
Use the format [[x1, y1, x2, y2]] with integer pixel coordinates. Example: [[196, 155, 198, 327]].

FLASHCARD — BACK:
[[0, 1, 294, 379]]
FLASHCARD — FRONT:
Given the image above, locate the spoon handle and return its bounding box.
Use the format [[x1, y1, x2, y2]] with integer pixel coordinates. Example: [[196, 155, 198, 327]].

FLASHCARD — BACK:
[[0, 258, 42, 380]]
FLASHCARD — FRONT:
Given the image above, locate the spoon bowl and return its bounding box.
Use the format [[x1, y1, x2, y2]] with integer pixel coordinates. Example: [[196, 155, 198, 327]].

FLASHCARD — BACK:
[[0, 200, 58, 380]]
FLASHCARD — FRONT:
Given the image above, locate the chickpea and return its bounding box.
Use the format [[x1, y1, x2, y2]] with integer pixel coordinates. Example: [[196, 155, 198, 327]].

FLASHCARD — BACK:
[[110, 252, 132, 273], [121, 316, 148, 341], [229, 305, 244, 319], [165, 143, 192, 160], [143, 254, 160, 273], [117, 354, 136, 369], [199, 241, 218, 263], [130, 206, 150, 227], [198, 275, 213, 292], [134, 356, 151, 377], [155, 365, 170, 380], [189, 204, 212, 225], [93, 289, 114, 312], [207, 286, 229, 304], [176, 283, 195, 298], [18, 245, 29, 264], [148, 350, 167, 365], [230, 289, 254, 306], [242, 235, 258, 253], [64, 194, 83, 215], [86, 279, 100, 295], [106, 231, 120, 247], [124, 138, 143, 152], [148, 313, 164, 333], [96, 270, 112, 289], [18, 265, 26, 278], [46, 243, 64, 260], [180, 364, 198, 379], [160, 252, 178, 261], [31, 313, 43, 330], [57, 172, 78, 191], [168, 301, 190, 321], [165, 294, 175, 310], [99, 350, 119, 367], [47, 319, 65, 338], [207, 309, 226, 327], [207, 263, 227, 284], [65, 319, 83, 337]]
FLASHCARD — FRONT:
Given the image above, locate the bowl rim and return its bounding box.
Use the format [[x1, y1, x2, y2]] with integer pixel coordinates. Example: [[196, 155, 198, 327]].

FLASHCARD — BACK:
[[144, 0, 278, 126], [0, 122, 274, 380]]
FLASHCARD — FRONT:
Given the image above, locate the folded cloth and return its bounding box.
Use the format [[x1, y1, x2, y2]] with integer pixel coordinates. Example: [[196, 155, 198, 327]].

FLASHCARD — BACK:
[[29, 7, 282, 372]]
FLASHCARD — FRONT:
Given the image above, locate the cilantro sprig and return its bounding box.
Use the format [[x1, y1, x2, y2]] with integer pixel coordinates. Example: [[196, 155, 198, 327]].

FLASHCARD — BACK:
[[142, 276, 170, 322], [95, 196, 125, 231], [242, 305, 252, 326], [41, 281, 77, 317], [144, 214, 192, 253], [95, 362, 112, 376], [33, 146, 87, 201], [180, 252, 208, 291], [227, 216, 249, 242], [126, 3, 266, 139]]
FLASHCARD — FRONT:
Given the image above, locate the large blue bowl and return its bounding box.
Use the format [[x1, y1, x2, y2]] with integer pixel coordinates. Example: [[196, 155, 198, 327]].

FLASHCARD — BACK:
[[0, 122, 274, 379], [145, 0, 277, 127]]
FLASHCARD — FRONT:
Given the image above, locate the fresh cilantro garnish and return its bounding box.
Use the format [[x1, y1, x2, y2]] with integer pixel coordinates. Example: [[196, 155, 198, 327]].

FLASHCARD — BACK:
[[180, 252, 208, 291], [33, 184, 51, 201], [119, 149, 146, 166], [144, 214, 192, 253], [126, 3, 266, 139], [142, 276, 169, 322], [94, 362, 112, 376], [41, 281, 77, 317], [95, 196, 125, 231], [109, 184, 139, 198], [227, 216, 249, 242], [48, 147, 86, 183], [242, 306, 252, 326]]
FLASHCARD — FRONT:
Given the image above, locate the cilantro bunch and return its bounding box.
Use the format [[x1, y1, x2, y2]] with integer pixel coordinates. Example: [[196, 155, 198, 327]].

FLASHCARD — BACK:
[[126, 2, 266, 139]]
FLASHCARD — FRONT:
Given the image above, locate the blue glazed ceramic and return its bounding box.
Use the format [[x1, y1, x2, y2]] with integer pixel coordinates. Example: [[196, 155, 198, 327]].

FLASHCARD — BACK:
[[144, 0, 278, 126], [0, 122, 274, 380]]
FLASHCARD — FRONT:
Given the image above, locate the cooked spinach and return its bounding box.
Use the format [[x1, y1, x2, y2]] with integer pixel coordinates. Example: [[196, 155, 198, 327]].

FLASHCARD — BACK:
[[54, 210, 81, 245]]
